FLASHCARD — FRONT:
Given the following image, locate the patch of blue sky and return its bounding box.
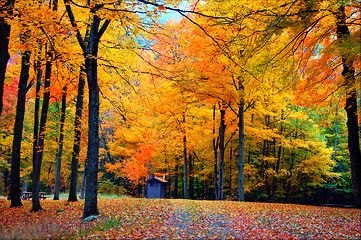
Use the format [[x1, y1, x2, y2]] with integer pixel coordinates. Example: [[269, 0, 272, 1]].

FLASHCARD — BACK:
[[133, 1, 190, 48], [158, 1, 191, 23]]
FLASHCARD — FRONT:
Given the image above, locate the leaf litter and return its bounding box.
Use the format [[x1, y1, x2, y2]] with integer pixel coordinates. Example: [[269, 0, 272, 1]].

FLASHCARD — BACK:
[[0, 198, 360, 239]]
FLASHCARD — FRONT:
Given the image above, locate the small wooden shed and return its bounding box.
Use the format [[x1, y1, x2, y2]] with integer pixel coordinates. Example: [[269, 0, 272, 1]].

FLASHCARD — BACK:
[[146, 175, 168, 199]]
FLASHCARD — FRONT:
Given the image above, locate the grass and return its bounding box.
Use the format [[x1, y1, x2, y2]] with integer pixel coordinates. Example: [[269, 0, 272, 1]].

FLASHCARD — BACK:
[[42, 193, 131, 200]]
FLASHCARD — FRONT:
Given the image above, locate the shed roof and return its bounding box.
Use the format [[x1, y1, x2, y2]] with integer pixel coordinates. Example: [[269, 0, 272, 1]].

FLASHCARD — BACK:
[[146, 176, 168, 183]]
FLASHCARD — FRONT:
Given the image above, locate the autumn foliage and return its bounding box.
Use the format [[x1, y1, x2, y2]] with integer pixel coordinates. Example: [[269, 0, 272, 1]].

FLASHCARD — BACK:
[[0, 0, 360, 226]]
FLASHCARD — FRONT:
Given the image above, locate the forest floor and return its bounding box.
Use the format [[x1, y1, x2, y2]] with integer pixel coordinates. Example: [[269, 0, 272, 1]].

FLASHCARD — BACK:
[[0, 197, 360, 239]]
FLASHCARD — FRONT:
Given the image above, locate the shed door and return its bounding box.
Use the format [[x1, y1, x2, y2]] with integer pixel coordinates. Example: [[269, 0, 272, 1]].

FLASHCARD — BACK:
[[147, 182, 161, 198]]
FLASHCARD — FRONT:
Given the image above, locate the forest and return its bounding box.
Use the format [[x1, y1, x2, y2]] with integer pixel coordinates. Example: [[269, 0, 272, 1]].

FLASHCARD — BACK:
[[0, 0, 360, 219]]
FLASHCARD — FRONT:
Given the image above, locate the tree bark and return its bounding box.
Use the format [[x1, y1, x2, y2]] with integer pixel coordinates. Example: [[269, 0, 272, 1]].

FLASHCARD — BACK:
[[53, 87, 67, 200], [182, 111, 188, 199], [32, 45, 43, 184], [335, 4, 361, 209], [83, 13, 111, 217], [218, 106, 226, 200], [238, 82, 245, 202], [31, 51, 52, 212], [271, 143, 282, 203], [83, 19, 100, 217], [212, 104, 218, 200], [229, 146, 233, 199], [272, 113, 283, 203], [9, 50, 30, 207], [68, 67, 86, 202], [189, 153, 194, 199], [174, 157, 179, 199], [0, 0, 15, 116]]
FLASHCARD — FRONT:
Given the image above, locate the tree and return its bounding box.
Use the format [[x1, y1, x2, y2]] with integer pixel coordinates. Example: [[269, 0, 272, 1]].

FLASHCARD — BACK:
[[217, 104, 226, 200], [68, 67, 86, 202], [63, 0, 110, 217], [0, 0, 15, 116], [53, 87, 67, 200], [281, 0, 361, 208], [334, 4, 361, 208], [182, 111, 188, 199], [31, 49, 53, 212], [9, 48, 30, 207]]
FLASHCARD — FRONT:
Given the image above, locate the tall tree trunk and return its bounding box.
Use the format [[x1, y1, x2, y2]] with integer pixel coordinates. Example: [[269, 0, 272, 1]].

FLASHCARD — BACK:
[[189, 153, 194, 199], [335, 4, 361, 209], [284, 151, 295, 203], [0, 0, 14, 116], [272, 113, 283, 203], [9, 50, 30, 207], [182, 111, 188, 199], [218, 106, 226, 200], [166, 157, 171, 199], [196, 176, 199, 199], [83, 14, 110, 217], [212, 104, 218, 200], [32, 45, 42, 183], [83, 30, 100, 218], [63, 0, 110, 218], [271, 143, 282, 203], [68, 67, 86, 202], [174, 157, 179, 199], [238, 82, 245, 201], [31, 51, 52, 212], [53, 87, 67, 200], [229, 146, 233, 199]]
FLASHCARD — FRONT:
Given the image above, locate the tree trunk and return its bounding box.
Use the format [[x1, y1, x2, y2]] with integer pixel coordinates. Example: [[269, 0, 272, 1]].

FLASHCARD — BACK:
[[53, 87, 67, 200], [218, 106, 226, 200], [284, 151, 295, 203], [271, 144, 282, 203], [32, 45, 42, 183], [31, 51, 52, 212], [63, 0, 110, 218], [212, 104, 219, 200], [189, 153, 194, 199], [229, 146, 232, 199], [196, 176, 199, 199], [272, 113, 283, 203], [68, 67, 85, 202], [174, 157, 179, 199], [0, 0, 14, 116], [9, 50, 30, 207], [182, 111, 188, 199], [83, 15, 102, 218], [335, 5, 361, 209], [238, 83, 245, 201]]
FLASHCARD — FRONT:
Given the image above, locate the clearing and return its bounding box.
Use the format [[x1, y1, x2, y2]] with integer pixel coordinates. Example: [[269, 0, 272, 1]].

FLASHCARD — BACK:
[[0, 198, 360, 239]]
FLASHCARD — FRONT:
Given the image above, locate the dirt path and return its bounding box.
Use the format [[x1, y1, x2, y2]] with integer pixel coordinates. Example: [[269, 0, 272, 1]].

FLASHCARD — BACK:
[[160, 206, 241, 238], [140, 200, 249, 239]]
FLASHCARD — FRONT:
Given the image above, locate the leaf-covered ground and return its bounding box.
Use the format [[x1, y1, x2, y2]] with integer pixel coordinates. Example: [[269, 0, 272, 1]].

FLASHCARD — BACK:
[[0, 197, 360, 239]]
